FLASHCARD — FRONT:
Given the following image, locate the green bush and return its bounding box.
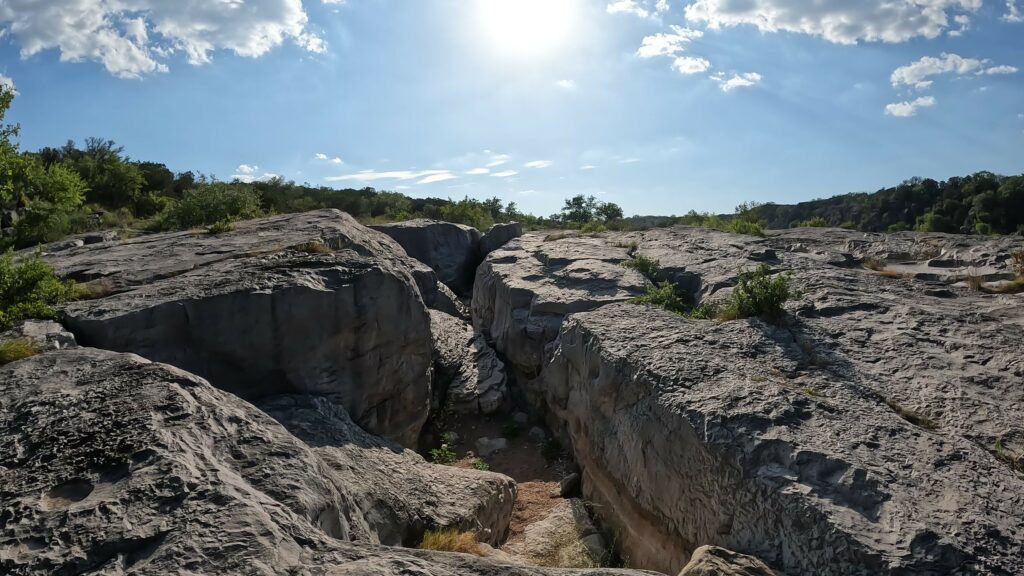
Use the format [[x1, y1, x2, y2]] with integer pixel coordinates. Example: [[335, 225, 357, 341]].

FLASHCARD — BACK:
[[630, 281, 688, 315], [441, 197, 493, 230], [0, 251, 76, 330], [718, 264, 793, 321], [622, 254, 660, 279], [800, 217, 828, 228], [471, 458, 490, 471], [0, 338, 39, 366], [157, 184, 263, 230], [206, 218, 235, 235], [429, 442, 457, 465], [726, 219, 766, 237], [579, 221, 607, 234]]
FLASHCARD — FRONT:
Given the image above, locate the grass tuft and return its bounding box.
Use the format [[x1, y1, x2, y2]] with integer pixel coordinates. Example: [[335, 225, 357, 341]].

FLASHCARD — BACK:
[[295, 241, 333, 254], [205, 218, 234, 235], [0, 338, 40, 366], [885, 399, 938, 431], [417, 529, 486, 556]]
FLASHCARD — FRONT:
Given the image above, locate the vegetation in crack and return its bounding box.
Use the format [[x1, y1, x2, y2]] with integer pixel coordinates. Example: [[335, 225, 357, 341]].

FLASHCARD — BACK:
[[0, 337, 39, 366], [417, 528, 487, 556], [0, 250, 77, 330]]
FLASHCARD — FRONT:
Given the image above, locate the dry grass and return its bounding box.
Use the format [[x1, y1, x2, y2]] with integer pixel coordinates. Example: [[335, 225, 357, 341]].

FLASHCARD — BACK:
[[0, 338, 40, 366], [417, 529, 487, 556], [994, 439, 1023, 474], [862, 257, 903, 278], [523, 525, 600, 569], [613, 240, 638, 252], [885, 399, 938, 431], [294, 241, 333, 254], [1011, 250, 1024, 278], [74, 278, 117, 301]]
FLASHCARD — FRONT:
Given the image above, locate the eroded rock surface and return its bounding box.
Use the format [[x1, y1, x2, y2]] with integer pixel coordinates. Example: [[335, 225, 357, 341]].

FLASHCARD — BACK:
[[474, 227, 1024, 576], [373, 219, 482, 296], [480, 222, 523, 259], [431, 309, 508, 415], [679, 546, 780, 576], [0, 348, 650, 576], [46, 210, 434, 446]]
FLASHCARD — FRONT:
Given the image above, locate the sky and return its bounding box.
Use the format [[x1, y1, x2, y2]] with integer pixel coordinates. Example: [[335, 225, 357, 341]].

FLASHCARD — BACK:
[[0, 0, 1022, 217]]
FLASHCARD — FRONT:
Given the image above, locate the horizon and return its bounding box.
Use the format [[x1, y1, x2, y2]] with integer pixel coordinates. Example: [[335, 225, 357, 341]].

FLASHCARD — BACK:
[[1, 0, 1022, 217]]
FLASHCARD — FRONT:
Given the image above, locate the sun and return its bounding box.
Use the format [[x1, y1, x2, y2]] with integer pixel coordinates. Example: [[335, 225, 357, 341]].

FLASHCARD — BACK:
[[476, 0, 578, 58]]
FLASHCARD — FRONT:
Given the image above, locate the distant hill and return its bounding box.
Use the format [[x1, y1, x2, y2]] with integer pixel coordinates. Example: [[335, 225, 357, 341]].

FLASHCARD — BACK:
[[751, 172, 1024, 234]]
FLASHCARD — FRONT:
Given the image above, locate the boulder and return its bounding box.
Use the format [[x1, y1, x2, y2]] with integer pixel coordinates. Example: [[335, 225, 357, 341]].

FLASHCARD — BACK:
[[372, 219, 482, 296], [1, 320, 77, 351], [0, 347, 649, 576], [480, 222, 523, 258], [679, 546, 781, 576], [504, 498, 608, 568], [430, 309, 508, 415], [47, 210, 434, 447], [476, 226, 1024, 575]]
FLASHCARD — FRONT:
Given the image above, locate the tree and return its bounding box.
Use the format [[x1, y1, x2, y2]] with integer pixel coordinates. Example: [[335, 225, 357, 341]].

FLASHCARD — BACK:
[[596, 202, 624, 221], [561, 194, 598, 224]]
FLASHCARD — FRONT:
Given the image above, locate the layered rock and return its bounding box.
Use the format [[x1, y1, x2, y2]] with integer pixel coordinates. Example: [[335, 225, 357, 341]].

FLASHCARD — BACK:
[[431, 309, 508, 415], [679, 546, 780, 576], [480, 222, 523, 259], [0, 347, 650, 576], [372, 219, 482, 296], [504, 498, 609, 568], [46, 210, 434, 446], [474, 226, 1024, 575]]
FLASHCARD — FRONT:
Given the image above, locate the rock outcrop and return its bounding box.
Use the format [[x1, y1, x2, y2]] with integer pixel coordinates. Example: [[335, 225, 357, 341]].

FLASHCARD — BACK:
[[0, 348, 652, 576], [480, 222, 523, 259], [679, 546, 780, 576], [372, 219, 482, 296], [504, 498, 609, 568], [474, 227, 1024, 575], [431, 309, 508, 415], [46, 210, 434, 447]]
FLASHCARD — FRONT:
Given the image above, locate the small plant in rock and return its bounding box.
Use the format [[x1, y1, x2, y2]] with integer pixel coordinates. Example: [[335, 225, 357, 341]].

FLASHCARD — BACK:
[[687, 301, 720, 320], [430, 432, 458, 465], [726, 219, 766, 237], [471, 458, 490, 471], [716, 265, 794, 321], [206, 218, 234, 235], [885, 398, 938, 431], [0, 251, 77, 330], [799, 217, 828, 228], [0, 338, 39, 366], [1011, 250, 1024, 279], [622, 254, 660, 279], [579, 222, 607, 234], [418, 528, 485, 556], [630, 281, 689, 315], [73, 279, 116, 301], [614, 240, 638, 252], [295, 241, 332, 254], [994, 439, 1023, 473]]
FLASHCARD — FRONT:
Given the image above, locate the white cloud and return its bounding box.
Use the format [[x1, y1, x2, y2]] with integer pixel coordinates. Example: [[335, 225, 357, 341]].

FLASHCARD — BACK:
[[524, 160, 553, 169], [517, 189, 539, 195], [710, 72, 762, 92], [890, 54, 1018, 94], [1005, 0, 1024, 22], [673, 56, 711, 74], [580, 165, 597, 170], [485, 153, 512, 168], [236, 164, 258, 175], [0, 0, 325, 79], [416, 173, 457, 185], [315, 153, 328, 160], [466, 168, 490, 175], [983, 65, 1019, 75], [0, 74, 16, 95], [556, 79, 576, 90], [315, 152, 344, 164], [492, 170, 518, 178], [326, 169, 452, 183], [607, 0, 651, 18], [636, 25, 702, 58], [885, 96, 936, 117], [685, 0, 982, 45]]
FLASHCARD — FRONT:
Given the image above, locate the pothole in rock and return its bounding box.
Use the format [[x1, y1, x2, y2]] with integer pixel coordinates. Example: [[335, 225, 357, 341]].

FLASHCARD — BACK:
[[40, 478, 95, 511]]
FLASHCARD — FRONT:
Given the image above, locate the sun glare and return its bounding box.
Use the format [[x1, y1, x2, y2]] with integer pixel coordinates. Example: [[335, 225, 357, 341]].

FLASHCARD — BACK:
[[476, 0, 577, 58]]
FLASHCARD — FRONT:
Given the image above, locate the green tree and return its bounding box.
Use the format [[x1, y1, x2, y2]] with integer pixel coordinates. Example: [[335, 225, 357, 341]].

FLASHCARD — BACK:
[[561, 194, 598, 224]]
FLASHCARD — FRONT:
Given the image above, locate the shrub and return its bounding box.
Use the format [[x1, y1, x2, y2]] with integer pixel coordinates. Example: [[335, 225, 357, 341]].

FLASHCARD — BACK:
[[441, 197, 494, 231], [726, 219, 766, 237], [157, 184, 262, 230], [718, 265, 794, 321], [687, 301, 720, 320], [800, 217, 828, 228], [295, 241, 332, 254], [429, 441, 457, 465], [471, 458, 490, 471], [0, 251, 76, 330], [630, 281, 688, 315], [1012, 250, 1024, 279], [579, 221, 607, 234], [206, 218, 234, 235], [418, 529, 485, 556], [622, 254, 660, 279], [0, 338, 39, 366]]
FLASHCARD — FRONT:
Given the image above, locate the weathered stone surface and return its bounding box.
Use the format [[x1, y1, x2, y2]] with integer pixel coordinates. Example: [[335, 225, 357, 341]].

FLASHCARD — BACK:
[[0, 348, 651, 576], [431, 309, 508, 415], [476, 437, 509, 458], [260, 393, 516, 547], [475, 227, 1024, 576], [372, 219, 482, 296], [46, 210, 434, 446], [504, 498, 608, 568], [679, 546, 780, 576], [0, 320, 77, 351], [480, 222, 523, 258]]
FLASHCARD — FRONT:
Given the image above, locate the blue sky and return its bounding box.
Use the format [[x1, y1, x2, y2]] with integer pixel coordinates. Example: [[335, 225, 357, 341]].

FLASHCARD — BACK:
[[1, 0, 1022, 217]]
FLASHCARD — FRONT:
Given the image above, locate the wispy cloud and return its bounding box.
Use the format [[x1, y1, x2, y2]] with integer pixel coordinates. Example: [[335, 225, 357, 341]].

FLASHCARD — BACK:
[[486, 153, 512, 168], [636, 26, 703, 58], [710, 72, 762, 92], [417, 173, 458, 185], [326, 169, 453, 183], [524, 160, 553, 169], [580, 165, 597, 170], [492, 170, 518, 178], [556, 79, 577, 90], [885, 96, 936, 117], [1005, 0, 1024, 23], [316, 153, 344, 164], [466, 168, 490, 175]]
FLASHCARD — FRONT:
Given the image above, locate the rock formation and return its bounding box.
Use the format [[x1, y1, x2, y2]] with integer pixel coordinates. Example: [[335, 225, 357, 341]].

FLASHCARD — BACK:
[[480, 222, 524, 259], [474, 227, 1024, 575], [372, 219, 482, 296], [430, 309, 509, 415]]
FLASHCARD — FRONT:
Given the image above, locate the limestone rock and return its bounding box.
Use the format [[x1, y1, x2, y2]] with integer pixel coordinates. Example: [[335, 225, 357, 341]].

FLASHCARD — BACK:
[[1, 320, 77, 351], [679, 546, 781, 576], [431, 309, 508, 415], [372, 219, 482, 296], [475, 437, 509, 458], [48, 210, 434, 446], [480, 222, 523, 258], [504, 498, 607, 568], [0, 347, 650, 576], [476, 226, 1024, 575]]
